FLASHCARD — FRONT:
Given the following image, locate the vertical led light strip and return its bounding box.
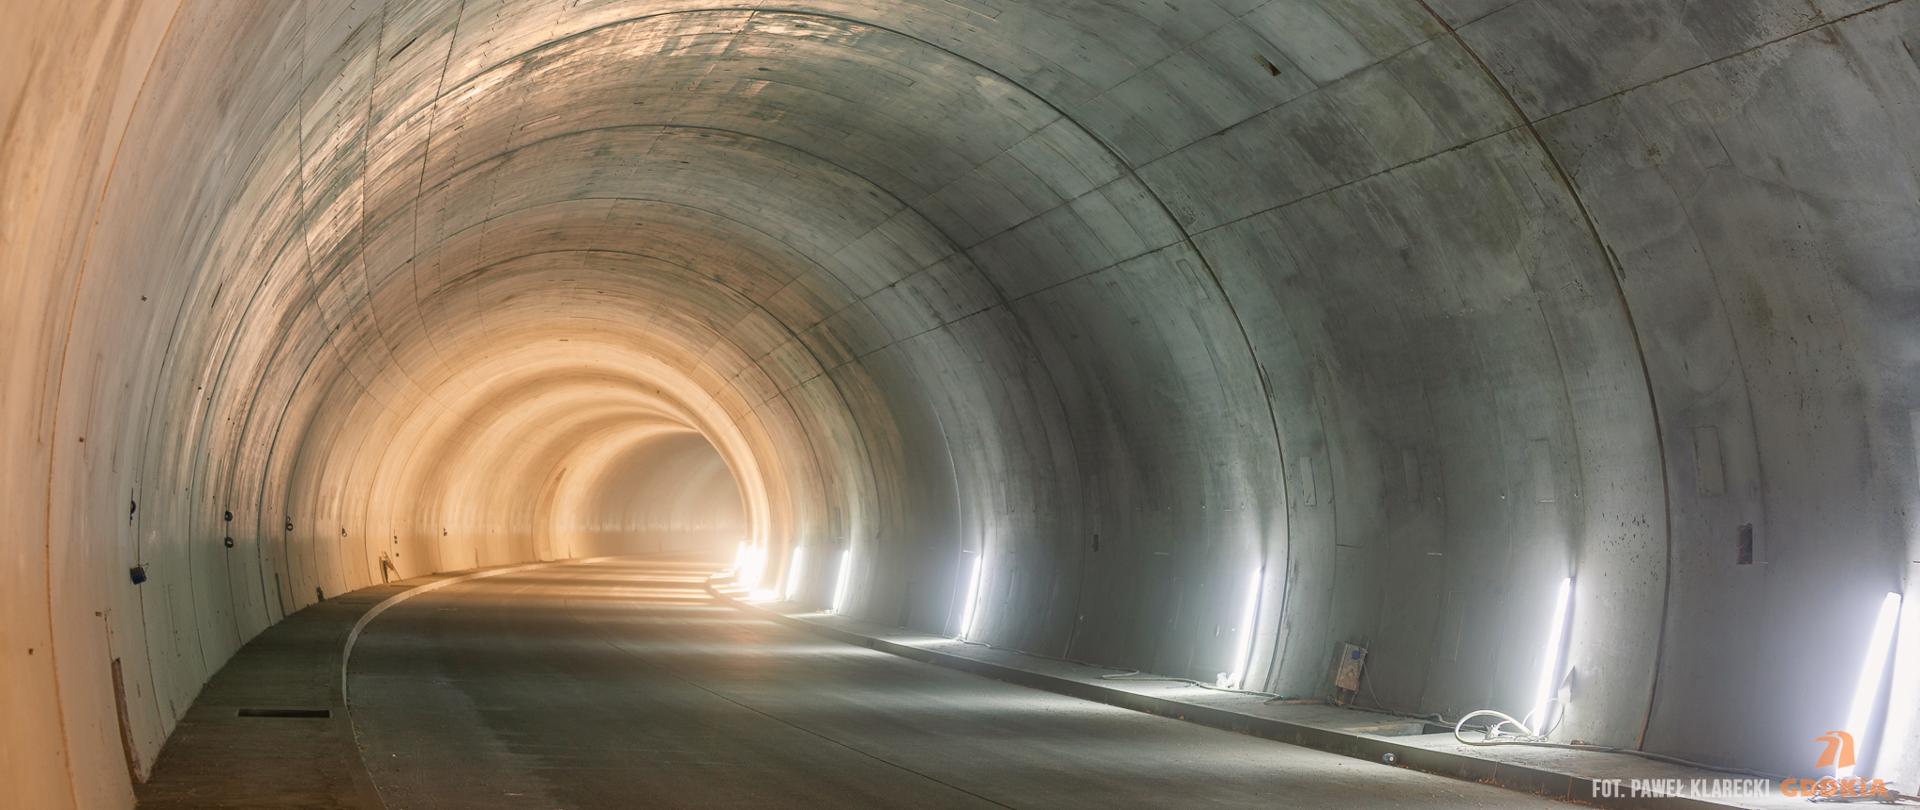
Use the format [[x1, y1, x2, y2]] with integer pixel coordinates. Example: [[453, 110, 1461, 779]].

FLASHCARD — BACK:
[[741, 544, 761, 588], [959, 553, 986, 639], [1874, 595, 1920, 782], [1530, 577, 1574, 736], [784, 545, 807, 601], [830, 548, 853, 614], [1840, 591, 1903, 778], [1227, 566, 1264, 689]]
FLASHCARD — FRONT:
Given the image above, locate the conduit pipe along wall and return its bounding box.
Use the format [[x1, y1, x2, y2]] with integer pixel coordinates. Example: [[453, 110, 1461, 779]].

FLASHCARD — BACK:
[[6, 1, 1920, 806]]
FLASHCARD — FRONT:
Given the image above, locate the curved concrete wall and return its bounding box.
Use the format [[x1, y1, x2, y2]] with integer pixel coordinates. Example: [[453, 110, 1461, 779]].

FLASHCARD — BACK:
[[7, 1, 1920, 806]]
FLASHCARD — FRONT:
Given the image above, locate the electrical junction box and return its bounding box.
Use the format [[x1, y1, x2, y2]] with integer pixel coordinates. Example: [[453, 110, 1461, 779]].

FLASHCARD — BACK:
[[1334, 643, 1366, 692]]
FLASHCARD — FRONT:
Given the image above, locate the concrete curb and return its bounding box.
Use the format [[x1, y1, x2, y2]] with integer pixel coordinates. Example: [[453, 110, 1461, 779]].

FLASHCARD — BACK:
[[707, 576, 1757, 810]]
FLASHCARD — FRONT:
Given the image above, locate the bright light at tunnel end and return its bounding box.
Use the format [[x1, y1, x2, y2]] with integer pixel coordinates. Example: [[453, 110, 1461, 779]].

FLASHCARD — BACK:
[[830, 548, 853, 615], [1839, 591, 1902, 778]]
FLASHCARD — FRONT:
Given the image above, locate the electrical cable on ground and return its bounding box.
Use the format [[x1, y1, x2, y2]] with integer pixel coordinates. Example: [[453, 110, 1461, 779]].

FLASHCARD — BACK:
[[1348, 658, 1827, 791], [1458, 713, 1920, 806], [1450, 708, 1810, 785]]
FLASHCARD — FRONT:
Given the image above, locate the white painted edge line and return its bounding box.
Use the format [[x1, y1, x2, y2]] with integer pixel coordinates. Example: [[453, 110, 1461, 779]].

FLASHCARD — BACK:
[[339, 556, 624, 703]]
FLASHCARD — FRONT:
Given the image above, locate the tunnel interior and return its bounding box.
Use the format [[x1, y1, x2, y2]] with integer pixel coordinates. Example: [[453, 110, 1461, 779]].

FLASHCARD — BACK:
[[7, 1, 1920, 807]]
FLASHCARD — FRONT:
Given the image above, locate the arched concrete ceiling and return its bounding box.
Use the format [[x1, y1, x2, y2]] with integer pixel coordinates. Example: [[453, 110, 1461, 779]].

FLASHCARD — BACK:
[[7, 1, 1920, 806]]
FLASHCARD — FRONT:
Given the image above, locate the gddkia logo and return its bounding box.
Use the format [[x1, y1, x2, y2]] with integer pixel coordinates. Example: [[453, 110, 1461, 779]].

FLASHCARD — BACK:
[[1780, 732, 1887, 799], [1814, 730, 1855, 771], [1590, 733, 1888, 800]]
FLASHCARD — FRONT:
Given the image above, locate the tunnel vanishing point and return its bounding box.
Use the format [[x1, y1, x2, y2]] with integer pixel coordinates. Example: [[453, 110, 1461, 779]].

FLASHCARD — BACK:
[[6, 1, 1920, 807]]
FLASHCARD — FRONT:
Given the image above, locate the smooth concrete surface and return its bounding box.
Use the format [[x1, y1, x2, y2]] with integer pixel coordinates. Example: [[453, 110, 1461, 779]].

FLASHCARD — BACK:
[[339, 558, 1561, 808], [8, 2, 1920, 807]]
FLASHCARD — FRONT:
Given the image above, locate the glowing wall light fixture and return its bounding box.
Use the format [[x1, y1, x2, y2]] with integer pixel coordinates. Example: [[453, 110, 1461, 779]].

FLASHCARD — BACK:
[[1529, 577, 1574, 736], [1224, 566, 1265, 689], [958, 552, 986, 640], [741, 544, 768, 589], [784, 545, 807, 602], [1840, 591, 1904, 778], [1874, 596, 1920, 783], [830, 548, 853, 614]]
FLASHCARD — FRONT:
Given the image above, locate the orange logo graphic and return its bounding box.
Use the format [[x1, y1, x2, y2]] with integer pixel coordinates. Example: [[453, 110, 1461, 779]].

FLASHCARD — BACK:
[[1815, 731, 1856, 770], [1781, 731, 1886, 799]]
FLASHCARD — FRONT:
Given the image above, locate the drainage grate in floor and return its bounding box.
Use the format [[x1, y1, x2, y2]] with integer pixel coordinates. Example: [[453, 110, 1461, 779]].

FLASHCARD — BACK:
[[236, 708, 332, 719]]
